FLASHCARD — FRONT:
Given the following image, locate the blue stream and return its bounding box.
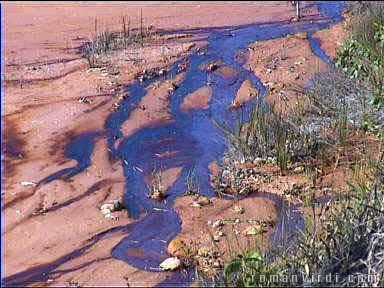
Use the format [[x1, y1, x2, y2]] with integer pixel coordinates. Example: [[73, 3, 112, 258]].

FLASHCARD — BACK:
[[3, 2, 345, 287]]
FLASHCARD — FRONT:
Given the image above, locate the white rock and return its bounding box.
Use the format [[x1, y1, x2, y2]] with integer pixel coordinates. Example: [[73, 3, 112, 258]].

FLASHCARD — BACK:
[[212, 219, 224, 228], [159, 257, 181, 271], [293, 166, 304, 173], [100, 203, 115, 212], [101, 208, 112, 215], [20, 181, 36, 186], [104, 213, 119, 220]]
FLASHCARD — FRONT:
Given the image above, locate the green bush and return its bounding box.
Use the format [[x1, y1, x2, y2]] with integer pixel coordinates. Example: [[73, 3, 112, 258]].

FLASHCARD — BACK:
[[217, 250, 282, 287], [335, 3, 384, 108]]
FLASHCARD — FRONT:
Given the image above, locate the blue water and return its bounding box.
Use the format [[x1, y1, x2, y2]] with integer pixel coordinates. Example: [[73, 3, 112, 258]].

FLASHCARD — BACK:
[[3, 2, 345, 286]]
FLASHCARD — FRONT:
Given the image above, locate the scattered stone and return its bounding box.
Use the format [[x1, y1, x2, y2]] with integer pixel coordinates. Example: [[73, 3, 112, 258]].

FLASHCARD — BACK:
[[104, 213, 119, 221], [322, 187, 333, 194], [67, 280, 81, 288], [158, 68, 167, 76], [190, 202, 202, 208], [212, 219, 224, 228], [117, 93, 128, 100], [266, 157, 276, 164], [77, 96, 92, 104], [283, 183, 305, 197], [101, 208, 112, 215], [168, 82, 178, 93], [26, 65, 41, 72], [191, 196, 212, 208], [100, 200, 125, 218], [86, 67, 105, 73], [213, 235, 221, 242], [197, 246, 210, 257], [160, 257, 181, 271], [231, 99, 240, 108], [196, 48, 206, 56], [177, 62, 188, 73], [100, 203, 115, 212], [293, 166, 304, 173], [207, 63, 218, 72], [244, 225, 262, 236], [296, 32, 307, 39], [149, 190, 165, 200], [20, 181, 37, 187], [32, 207, 48, 216], [135, 67, 167, 82], [167, 239, 188, 257], [233, 205, 245, 214], [253, 157, 265, 165], [113, 102, 120, 110]]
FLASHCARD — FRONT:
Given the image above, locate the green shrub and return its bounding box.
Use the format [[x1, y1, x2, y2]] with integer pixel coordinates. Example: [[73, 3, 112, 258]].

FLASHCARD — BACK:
[[216, 250, 282, 287], [335, 3, 384, 108]]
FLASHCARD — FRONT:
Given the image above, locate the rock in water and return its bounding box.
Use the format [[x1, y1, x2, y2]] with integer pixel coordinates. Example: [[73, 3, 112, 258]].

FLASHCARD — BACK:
[[159, 257, 181, 271]]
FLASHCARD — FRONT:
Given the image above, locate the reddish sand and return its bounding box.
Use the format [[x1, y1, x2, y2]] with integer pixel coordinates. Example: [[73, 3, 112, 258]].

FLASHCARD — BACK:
[[244, 23, 346, 112], [313, 22, 348, 59], [174, 194, 279, 262], [120, 73, 185, 139], [232, 79, 259, 108], [3, 2, 347, 287], [180, 86, 212, 111]]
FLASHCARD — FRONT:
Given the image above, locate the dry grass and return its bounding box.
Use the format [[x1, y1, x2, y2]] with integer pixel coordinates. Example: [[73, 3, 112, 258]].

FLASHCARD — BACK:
[[81, 14, 157, 68]]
